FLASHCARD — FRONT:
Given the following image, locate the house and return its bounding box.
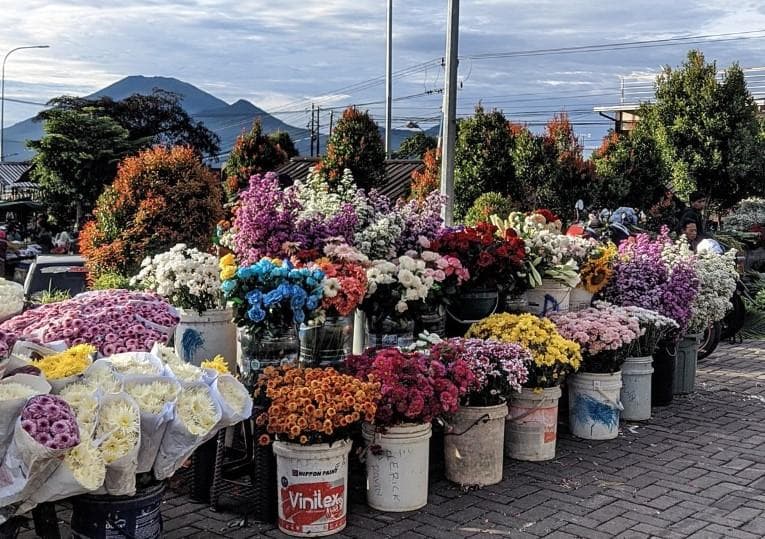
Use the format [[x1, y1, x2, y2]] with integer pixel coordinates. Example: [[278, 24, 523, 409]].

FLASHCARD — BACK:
[[0, 161, 38, 201], [594, 67, 765, 134], [276, 157, 424, 201]]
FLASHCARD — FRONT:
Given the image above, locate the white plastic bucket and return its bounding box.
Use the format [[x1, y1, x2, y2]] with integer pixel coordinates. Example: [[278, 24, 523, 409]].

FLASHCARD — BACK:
[[506, 386, 561, 461], [568, 287, 593, 312], [174, 307, 236, 372], [444, 403, 508, 487], [273, 439, 352, 537], [362, 422, 431, 512], [523, 279, 571, 315], [568, 371, 623, 440], [621, 356, 654, 421]]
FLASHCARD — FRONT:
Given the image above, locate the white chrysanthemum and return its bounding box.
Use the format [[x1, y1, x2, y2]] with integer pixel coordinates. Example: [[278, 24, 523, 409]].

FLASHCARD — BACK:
[[96, 398, 139, 463], [86, 367, 123, 394], [126, 380, 179, 414], [61, 383, 99, 438], [65, 439, 106, 490], [176, 387, 218, 436], [169, 362, 204, 383], [217, 377, 248, 415], [109, 355, 161, 376], [0, 382, 42, 400]]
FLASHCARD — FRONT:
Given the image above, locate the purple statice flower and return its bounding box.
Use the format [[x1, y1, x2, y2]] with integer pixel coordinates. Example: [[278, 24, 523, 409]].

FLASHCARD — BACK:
[[233, 172, 301, 264]]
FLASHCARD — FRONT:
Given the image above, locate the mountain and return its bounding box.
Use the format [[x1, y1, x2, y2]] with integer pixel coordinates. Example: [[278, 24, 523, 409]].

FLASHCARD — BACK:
[[1, 76, 430, 162]]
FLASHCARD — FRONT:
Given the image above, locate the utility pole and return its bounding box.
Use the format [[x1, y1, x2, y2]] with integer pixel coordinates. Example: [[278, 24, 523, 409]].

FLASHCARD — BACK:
[[384, 0, 393, 157], [328, 110, 334, 138], [440, 0, 459, 225], [310, 103, 315, 156], [316, 106, 321, 155]]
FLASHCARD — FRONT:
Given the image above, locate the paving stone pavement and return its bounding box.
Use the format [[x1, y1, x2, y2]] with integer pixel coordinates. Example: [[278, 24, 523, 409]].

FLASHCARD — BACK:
[[19, 340, 765, 538]]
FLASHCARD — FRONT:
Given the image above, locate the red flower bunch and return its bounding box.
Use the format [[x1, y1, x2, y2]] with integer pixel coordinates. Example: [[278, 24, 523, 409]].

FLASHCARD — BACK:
[[316, 258, 368, 317], [533, 208, 561, 225], [431, 223, 526, 291], [346, 348, 463, 426]]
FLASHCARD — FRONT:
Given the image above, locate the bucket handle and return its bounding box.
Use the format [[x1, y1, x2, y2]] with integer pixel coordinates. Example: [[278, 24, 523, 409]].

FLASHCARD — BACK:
[[507, 398, 554, 422], [594, 387, 624, 411], [445, 294, 500, 325], [443, 413, 492, 437]]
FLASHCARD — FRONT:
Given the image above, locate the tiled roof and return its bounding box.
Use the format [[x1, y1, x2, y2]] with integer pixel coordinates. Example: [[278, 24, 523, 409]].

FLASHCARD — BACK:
[[276, 157, 424, 201], [0, 161, 32, 186]]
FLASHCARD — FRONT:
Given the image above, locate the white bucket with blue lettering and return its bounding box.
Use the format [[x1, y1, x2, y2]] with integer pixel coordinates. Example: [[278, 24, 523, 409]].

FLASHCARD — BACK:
[[568, 371, 623, 440], [362, 422, 431, 512], [523, 279, 571, 315], [174, 307, 236, 372]]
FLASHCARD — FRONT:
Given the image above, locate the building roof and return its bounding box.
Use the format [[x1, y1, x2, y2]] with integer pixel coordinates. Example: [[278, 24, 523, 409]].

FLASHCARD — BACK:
[[0, 161, 32, 187], [276, 157, 424, 201]]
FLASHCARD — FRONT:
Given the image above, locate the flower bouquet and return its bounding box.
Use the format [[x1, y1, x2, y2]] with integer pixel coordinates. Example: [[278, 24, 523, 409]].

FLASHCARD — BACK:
[[548, 303, 641, 373], [0, 279, 23, 322], [131, 244, 223, 314], [299, 243, 369, 367], [347, 348, 461, 511], [95, 393, 141, 495], [223, 256, 325, 385], [578, 242, 618, 295], [614, 305, 679, 357], [428, 337, 530, 487], [0, 290, 179, 357], [687, 250, 738, 333], [466, 313, 581, 388], [360, 255, 436, 348]]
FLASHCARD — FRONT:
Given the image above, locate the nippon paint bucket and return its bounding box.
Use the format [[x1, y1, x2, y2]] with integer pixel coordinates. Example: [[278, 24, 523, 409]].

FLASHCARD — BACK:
[[444, 403, 508, 487], [568, 371, 623, 440], [506, 386, 561, 461], [621, 356, 654, 421], [273, 439, 352, 537], [523, 279, 571, 315], [362, 422, 432, 512], [174, 307, 236, 372]]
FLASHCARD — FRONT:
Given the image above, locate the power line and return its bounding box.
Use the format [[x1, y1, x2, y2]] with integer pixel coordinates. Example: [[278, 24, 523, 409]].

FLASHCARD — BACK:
[[0, 97, 48, 106]]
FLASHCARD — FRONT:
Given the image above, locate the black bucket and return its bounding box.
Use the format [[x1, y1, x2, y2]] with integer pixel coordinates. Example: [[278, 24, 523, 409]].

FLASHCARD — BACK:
[[651, 342, 677, 407], [71, 482, 164, 539], [445, 288, 499, 337]]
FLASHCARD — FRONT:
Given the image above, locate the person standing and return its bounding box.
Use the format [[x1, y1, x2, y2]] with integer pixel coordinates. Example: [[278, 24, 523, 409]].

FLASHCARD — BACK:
[[677, 191, 706, 235]]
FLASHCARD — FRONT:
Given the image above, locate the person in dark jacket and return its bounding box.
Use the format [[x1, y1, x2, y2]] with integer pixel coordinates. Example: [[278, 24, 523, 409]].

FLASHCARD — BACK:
[[677, 191, 706, 235]]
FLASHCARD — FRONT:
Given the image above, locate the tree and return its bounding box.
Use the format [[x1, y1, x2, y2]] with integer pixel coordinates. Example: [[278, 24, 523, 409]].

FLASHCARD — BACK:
[[317, 107, 385, 190], [222, 121, 295, 200], [409, 147, 441, 201], [591, 126, 670, 210], [454, 106, 516, 219], [43, 90, 220, 157], [79, 146, 223, 278], [28, 107, 135, 225], [644, 50, 765, 208], [464, 192, 516, 225], [394, 132, 437, 159]]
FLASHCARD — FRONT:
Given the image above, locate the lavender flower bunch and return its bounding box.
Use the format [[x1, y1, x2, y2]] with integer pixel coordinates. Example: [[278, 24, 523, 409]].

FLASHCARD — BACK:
[[21, 395, 80, 450], [606, 303, 679, 356], [395, 191, 446, 254]]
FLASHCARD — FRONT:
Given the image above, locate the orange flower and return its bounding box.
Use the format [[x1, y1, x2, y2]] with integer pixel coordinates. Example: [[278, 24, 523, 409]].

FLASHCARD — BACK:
[[258, 434, 271, 446], [299, 435, 308, 444]]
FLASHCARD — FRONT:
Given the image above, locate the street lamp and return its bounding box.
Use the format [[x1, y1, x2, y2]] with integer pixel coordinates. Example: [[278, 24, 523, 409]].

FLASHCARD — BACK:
[[1, 45, 50, 162]]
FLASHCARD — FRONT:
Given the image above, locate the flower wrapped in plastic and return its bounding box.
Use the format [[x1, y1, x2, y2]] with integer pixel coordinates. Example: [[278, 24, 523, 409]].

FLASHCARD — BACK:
[[95, 394, 140, 496], [60, 382, 100, 439], [466, 313, 581, 388], [200, 355, 229, 375], [20, 395, 80, 450], [175, 386, 219, 436], [106, 353, 163, 376], [0, 279, 24, 323], [31, 344, 96, 381]]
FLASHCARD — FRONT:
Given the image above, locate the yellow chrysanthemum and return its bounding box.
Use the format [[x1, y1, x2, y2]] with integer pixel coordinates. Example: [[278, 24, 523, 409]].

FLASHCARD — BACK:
[[32, 344, 96, 380], [201, 355, 229, 374]]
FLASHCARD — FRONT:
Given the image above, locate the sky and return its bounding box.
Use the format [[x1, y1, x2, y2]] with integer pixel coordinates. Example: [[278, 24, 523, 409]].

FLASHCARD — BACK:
[[2, 0, 765, 150]]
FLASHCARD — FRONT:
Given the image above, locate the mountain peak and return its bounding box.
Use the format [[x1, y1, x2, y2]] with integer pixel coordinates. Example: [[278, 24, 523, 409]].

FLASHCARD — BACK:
[[87, 75, 228, 113]]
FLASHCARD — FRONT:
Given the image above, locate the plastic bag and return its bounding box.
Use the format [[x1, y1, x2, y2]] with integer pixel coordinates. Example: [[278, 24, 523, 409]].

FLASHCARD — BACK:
[[213, 374, 252, 428], [153, 382, 222, 480], [95, 393, 141, 496], [0, 375, 51, 462], [123, 375, 180, 473]]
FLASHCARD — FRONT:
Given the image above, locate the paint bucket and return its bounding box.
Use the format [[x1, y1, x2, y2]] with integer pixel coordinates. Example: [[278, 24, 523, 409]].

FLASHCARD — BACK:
[[568, 371, 623, 440], [621, 356, 654, 421], [174, 307, 236, 372], [364, 317, 414, 350], [362, 422, 432, 512], [445, 287, 500, 337], [523, 279, 571, 315], [568, 287, 593, 312], [273, 439, 352, 537], [444, 403, 508, 487], [673, 333, 700, 395], [506, 386, 561, 461], [70, 482, 165, 539], [652, 342, 676, 406], [299, 315, 354, 368]]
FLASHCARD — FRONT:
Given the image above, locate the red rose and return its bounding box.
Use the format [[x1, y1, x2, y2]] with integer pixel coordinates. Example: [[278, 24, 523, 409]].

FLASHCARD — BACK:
[[477, 251, 495, 268]]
